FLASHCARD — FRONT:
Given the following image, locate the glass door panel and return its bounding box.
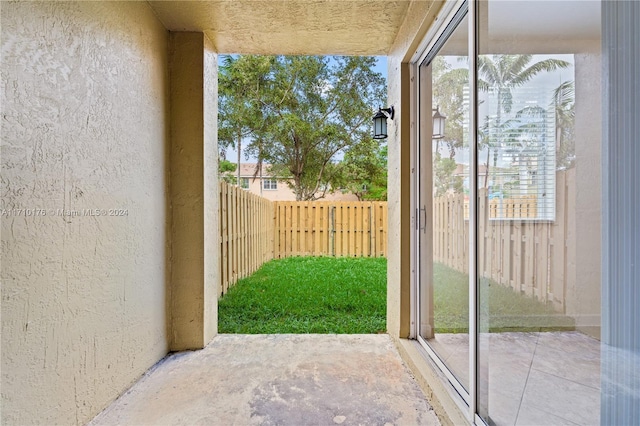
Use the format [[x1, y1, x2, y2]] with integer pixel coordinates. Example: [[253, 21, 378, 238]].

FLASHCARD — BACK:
[[418, 13, 470, 393], [476, 1, 602, 424]]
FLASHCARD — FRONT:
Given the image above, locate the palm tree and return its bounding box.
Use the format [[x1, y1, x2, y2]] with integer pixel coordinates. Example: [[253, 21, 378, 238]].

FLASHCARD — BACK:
[[552, 80, 576, 169], [477, 54, 570, 188]]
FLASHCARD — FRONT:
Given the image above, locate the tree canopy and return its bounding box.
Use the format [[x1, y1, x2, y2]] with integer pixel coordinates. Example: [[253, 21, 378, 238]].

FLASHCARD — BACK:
[[218, 55, 387, 200]]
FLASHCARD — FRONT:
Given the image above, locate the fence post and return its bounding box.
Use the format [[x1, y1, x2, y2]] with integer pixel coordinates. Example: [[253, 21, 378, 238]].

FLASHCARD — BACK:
[[329, 206, 336, 256]]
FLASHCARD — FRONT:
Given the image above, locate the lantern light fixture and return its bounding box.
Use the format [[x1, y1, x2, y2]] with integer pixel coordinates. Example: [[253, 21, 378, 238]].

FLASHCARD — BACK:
[[432, 105, 446, 140], [372, 106, 395, 140]]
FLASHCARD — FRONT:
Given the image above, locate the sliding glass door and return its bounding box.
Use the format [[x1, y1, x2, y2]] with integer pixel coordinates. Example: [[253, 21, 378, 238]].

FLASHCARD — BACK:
[[416, 8, 471, 396], [415, 1, 602, 424], [476, 2, 602, 424]]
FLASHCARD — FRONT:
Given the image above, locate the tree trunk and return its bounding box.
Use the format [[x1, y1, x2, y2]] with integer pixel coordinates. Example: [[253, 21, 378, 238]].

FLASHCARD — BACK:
[[237, 134, 241, 187]]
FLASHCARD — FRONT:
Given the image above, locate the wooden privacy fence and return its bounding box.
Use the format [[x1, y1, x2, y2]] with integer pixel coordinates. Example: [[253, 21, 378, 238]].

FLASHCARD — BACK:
[[273, 201, 387, 258], [219, 181, 274, 295], [460, 195, 539, 220], [219, 181, 388, 295], [434, 170, 573, 312]]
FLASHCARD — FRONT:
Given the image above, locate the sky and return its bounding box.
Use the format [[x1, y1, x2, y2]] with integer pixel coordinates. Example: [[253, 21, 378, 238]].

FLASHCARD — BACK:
[[223, 55, 388, 163]]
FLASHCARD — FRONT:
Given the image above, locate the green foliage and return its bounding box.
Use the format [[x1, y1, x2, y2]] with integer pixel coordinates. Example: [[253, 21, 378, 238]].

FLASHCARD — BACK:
[[218, 55, 386, 200], [218, 159, 238, 184], [337, 144, 387, 200], [433, 153, 463, 196], [218, 257, 387, 334], [218, 55, 273, 150], [219, 159, 237, 173], [432, 57, 468, 160]]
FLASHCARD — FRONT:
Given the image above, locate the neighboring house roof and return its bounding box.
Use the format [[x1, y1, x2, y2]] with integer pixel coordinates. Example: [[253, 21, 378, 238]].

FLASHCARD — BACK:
[[236, 163, 280, 179], [221, 162, 358, 201]]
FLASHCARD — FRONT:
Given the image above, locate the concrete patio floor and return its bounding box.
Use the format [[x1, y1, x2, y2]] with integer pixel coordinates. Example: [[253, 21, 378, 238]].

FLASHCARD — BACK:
[[89, 334, 441, 426]]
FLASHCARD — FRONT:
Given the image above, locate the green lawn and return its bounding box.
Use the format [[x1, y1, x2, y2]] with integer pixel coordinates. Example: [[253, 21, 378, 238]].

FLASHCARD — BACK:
[[218, 257, 574, 334], [434, 263, 575, 333], [218, 256, 387, 334]]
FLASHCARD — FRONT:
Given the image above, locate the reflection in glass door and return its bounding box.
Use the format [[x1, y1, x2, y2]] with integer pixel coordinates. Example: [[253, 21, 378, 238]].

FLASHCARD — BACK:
[[476, 2, 602, 425], [414, 1, 602, 424], [417, 11, 470, 395]]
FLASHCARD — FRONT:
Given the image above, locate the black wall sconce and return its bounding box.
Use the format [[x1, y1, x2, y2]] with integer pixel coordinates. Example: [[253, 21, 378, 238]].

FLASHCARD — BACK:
[[372, 106, 395, 140], [432, 106, 446, 140]]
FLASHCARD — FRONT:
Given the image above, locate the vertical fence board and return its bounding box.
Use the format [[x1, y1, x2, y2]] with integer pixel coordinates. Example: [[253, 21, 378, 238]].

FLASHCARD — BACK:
[[501, 221, 512, 288], [551, 171, 567, 311], [363, 205, 370, 257], [313, 205, 320, 256], [523, 223, 535, 297], [535, 223, 549, 302], [333, 205, 340, 257], [342, 204, 349, 256], [330, 204, 335, 255], [220, 183, 228, 296], [513, 221, 523, 294]]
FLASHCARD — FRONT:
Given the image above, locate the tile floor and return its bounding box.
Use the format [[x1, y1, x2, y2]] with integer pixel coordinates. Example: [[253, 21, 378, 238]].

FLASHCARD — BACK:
[[427, 331, 600, 426]]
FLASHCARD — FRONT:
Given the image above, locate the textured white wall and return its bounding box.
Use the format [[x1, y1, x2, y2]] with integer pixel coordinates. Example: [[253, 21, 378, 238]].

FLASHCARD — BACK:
[[567, 51, 602, 338], [386, 54, 406, 338], [168, 32, 219, 350], [1, 2, 170, 424]]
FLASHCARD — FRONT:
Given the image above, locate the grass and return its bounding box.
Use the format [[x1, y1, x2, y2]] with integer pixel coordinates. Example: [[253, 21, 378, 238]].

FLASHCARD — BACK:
[[218, 257, 575, 334], [433, 263, 575, 333], [218, 256, 387, 334]]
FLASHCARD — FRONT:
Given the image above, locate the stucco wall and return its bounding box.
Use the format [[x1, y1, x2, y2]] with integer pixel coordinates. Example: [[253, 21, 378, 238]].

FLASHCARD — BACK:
[[566, 50, 602, 338], [1, 2, 170, 424], [168, 32, 218, 350]]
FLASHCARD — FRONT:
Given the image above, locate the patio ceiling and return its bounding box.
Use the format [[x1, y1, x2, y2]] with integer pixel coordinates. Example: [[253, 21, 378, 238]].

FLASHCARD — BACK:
[[148, 1, 422, 55]]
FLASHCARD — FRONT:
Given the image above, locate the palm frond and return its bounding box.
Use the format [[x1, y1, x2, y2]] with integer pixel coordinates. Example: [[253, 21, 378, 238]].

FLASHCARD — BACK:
[[553, 80, 575, 109], [478, 55, 500, 86], [510, 59, 570, 86], [505, 55, 533, 82]]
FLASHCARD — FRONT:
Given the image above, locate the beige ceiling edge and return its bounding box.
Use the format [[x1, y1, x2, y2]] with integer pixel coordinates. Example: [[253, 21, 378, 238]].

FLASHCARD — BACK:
[[389, 0, 443, 61], [148, 0, 415, 56]]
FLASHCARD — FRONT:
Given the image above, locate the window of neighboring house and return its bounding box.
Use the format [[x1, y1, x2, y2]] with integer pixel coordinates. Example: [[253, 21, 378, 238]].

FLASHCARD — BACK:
[[263, 179, 277, 190], [240, 178, 249, 189]]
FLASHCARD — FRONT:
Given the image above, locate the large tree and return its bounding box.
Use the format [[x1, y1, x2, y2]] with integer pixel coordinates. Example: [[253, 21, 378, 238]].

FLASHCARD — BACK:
[[218, 56, 274, 184], [431, 56, 469, 196], [432, 56, 468, 160], [218, 55, 386, 200]]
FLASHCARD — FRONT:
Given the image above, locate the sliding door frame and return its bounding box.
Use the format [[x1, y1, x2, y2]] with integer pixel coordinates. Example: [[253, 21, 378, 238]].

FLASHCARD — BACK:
[[409, 0, 483, 423]]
